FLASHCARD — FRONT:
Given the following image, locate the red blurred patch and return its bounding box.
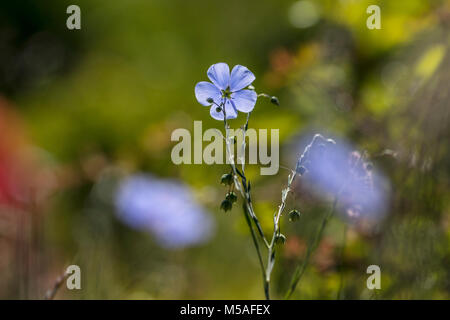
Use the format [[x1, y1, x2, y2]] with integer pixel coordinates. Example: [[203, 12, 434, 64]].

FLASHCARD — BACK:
[[0, 97, 35, 209], [284, 236, 306, 259], [313, 237, 336, 273]]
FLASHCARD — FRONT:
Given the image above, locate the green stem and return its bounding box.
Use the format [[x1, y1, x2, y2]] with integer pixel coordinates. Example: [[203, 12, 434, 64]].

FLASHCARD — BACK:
[[221, 110, 269, 298], [222, 112, 268, 247], [242, 204, 268, 299], [264, 170, 297, 299]]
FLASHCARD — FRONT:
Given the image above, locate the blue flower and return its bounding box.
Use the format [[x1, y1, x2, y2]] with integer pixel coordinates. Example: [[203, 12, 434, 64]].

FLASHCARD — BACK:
[[114, 174, 214, 249], [296, 135, 390, 224], [195, 62, 257, 120]]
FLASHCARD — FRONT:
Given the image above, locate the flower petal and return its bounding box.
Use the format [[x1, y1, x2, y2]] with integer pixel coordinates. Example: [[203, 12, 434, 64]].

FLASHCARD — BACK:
[[207, 63, 230, 90], [231, 89, 257, 113], [230, 65, 255, 91], [209, 99, 238, 121], [195, 81, 222, 106]]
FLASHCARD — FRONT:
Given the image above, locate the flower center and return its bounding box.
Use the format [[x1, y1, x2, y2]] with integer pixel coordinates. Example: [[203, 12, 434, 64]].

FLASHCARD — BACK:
[[221, 87, 232, 99]]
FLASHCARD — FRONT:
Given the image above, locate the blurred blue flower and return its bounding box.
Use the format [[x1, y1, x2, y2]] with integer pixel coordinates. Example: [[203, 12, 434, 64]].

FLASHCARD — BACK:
[[195, 62, 257, 120], [115, 174, 214, 248], [296, 134, 390, 223]]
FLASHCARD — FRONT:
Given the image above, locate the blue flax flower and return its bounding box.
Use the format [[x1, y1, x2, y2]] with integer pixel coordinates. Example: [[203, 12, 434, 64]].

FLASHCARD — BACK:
[[195, 62, 257, 120], [115, 174, 214, 249], [296, 135, 390, 224]]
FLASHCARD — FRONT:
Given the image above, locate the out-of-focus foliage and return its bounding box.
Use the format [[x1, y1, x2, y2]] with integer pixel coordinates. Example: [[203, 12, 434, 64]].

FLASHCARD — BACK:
[[0, 0, 448, 299]]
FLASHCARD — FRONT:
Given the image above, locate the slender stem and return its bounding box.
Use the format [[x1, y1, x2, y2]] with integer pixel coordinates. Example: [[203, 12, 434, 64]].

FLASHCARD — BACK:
[[242, 203, 268, 299], [220, 100, 296, 300], [285, 197, 338, 299], [44, 269, 69, 300], [273, 171, 297, 237], [222, 109, 269, 248], [221, 107, 269, 299], [239, 112, 251, 174], [264, 170, 298, 298]]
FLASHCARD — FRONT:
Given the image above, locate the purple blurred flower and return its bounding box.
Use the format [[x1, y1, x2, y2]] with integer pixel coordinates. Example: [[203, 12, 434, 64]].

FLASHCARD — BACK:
[[195, 62, 257, 120], [296, 134, 390, 223], [114, 174, 214, 248]]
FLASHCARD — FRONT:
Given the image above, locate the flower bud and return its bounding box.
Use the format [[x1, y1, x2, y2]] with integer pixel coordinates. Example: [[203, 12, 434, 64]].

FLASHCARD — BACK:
[[270, 96, 280, 106], [220, 199, 233, 212], [225, 191, 237, 203], [220, 173, 233, 186], [288, 209, 301, 222], [275, 233, 286, 245]]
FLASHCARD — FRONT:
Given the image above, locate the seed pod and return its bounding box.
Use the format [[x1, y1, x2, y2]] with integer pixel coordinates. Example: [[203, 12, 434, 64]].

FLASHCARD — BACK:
[[275, 233, 286, 245], [270, 96, 280, 106], [296, 165, 306, 175], [225, 191, 237, 203], [220, 199, 233, 212], [220, 173, 233, 186], [288, 209, 301, 222]]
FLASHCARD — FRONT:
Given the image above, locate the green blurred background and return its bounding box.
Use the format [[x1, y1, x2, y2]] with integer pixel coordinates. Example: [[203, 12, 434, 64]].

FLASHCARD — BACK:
[[0, 0, 448, 299]]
